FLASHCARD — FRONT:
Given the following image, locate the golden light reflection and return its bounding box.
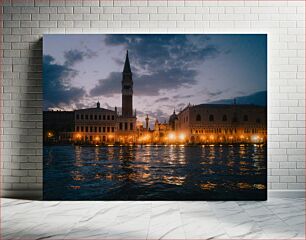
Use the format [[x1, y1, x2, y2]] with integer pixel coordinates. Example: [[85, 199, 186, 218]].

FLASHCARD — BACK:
[[200, 182, 217, 190], [237, 182, 252, 189], [254, 184, 266, 190], [47, 131, 54, 138], [71, 171, 84, 181], [75, 146, 83, 167], [94, 173, 103, 179], [94, 147, 100, 161], [162, 175, 185, 186]]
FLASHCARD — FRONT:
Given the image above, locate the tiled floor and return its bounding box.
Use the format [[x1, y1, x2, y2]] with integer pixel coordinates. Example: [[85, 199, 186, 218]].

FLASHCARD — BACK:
[[1, 198, 305, 239]]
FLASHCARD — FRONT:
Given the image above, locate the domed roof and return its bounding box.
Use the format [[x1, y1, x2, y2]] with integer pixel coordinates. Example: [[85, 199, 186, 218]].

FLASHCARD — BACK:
[[169, 110, 178, 123]]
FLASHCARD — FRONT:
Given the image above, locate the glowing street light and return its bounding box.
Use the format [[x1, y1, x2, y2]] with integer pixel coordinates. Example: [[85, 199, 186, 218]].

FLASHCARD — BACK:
[[178, 133, 185, 141], [251, 135, 259, 143], [168, 133, 175, 141]]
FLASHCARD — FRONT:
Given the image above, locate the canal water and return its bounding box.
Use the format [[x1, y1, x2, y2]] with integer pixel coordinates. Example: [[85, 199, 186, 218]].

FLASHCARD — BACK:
[[43, 144, 267, 200]]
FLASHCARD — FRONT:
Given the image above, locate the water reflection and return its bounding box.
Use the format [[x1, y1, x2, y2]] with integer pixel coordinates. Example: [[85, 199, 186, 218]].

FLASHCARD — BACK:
[[43, 144, 267, 200]]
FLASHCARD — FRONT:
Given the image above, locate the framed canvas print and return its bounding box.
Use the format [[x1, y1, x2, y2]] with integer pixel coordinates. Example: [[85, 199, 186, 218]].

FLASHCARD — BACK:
[[43, 34, 267, 200]]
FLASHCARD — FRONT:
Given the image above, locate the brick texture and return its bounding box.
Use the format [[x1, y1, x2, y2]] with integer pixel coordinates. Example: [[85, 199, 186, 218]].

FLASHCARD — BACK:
[[0, 0, 305, 198]]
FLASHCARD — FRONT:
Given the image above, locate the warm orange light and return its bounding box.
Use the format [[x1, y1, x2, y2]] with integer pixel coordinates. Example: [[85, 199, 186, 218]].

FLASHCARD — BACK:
[[47, 132, 53, 138], [76, 133, 81, 139], [95, 136, 100, 141], [168, 133, 175, 140], [240, 135, 244, 139], [251, 135, 259, 143], [178, 133, 185, 141], [210, 135, 214, 140]]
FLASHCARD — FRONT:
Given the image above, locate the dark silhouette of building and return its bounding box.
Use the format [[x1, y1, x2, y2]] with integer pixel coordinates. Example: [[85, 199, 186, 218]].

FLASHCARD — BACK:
[[43, 111, 74, 143], [122, 50, 133, 117], [169, 110, 178, 131]]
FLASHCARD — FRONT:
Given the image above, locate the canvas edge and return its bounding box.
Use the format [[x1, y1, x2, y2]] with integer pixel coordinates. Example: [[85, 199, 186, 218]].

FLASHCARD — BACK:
[[1, 190, 304, 200]]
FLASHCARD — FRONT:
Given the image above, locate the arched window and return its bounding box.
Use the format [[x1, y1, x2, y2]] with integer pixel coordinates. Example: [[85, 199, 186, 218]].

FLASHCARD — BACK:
[[222, 115, 227, 121], [244, 115, 248, 121], [196, 114, 201, 121], [209, 115, 214, 121]]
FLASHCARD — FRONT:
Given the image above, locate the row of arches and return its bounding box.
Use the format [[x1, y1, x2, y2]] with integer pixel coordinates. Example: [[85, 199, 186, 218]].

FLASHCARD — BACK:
[[195, 114, 261, 123]]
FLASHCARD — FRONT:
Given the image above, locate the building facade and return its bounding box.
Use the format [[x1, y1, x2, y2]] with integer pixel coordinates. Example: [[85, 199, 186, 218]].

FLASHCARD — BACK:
[[72, 51, 137, 144], [73, 103, 118, 144], [175, 103, 267, 143], [43, 51, 267, 145]]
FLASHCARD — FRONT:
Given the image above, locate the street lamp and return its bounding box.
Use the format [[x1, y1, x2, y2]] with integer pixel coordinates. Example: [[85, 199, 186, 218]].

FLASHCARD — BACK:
[[168, 133, 175, 141], [178, 133, 185, 142]]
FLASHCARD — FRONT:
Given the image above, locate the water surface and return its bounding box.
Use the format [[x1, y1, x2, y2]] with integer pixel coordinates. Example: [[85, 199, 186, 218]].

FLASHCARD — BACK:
[[43, 144, 267, 200]]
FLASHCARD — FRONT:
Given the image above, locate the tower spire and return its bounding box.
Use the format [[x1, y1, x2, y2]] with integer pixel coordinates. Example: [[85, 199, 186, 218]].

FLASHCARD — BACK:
[[145, 114, 149, 131], [122, 50, 133, 117], [123, 50, 131, 73]]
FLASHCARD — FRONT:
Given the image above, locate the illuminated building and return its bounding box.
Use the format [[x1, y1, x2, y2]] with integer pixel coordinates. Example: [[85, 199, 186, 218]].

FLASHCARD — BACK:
[[44, 51, 137, 145], [74, 102, 118, 143], [43, 51, 267, 145], [73, 51, 137, 144], [175, 103, 267, 143], [153, 119, 171, 144]]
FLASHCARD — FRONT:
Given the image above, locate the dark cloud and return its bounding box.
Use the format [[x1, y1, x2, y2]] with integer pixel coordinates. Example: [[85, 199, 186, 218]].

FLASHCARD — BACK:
[[200, 88, 225, 98], [43, 55, 86, 110], [177, 103, 186, 109], [173, 94, 193, 99], [155, 97, 170, 103], [104, 35, 217, 71], [208, 91, 267, 106], [64, 48, 97, 66], [90, 34, 219, 97], [90, 68, 197, 97], [90, 72, 121, 97]]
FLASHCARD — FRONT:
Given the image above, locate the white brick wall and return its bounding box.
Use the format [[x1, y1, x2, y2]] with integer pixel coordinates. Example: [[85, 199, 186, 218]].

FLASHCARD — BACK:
[[1, 0, 305, 198]]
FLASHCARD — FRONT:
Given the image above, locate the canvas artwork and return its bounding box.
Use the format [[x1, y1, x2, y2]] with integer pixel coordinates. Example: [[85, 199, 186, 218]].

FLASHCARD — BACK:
[[43, 34, 267, 200]]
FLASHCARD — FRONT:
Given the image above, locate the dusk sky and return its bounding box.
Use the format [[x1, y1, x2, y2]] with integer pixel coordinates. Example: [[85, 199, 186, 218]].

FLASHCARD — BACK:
[[43, 34, 267, 125]]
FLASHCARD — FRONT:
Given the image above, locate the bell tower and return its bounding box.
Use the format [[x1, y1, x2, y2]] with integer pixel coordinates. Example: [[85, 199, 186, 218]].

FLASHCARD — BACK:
[[122, 50, 133, 117]]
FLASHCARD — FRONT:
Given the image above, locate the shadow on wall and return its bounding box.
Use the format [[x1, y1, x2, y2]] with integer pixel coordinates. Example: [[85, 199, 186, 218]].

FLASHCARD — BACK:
[[2, 38, 43, 200]]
